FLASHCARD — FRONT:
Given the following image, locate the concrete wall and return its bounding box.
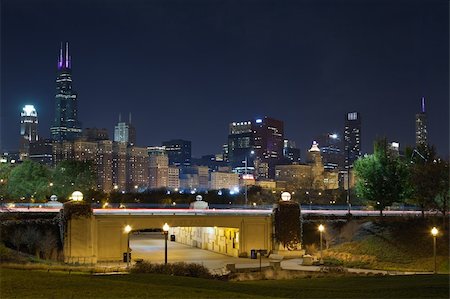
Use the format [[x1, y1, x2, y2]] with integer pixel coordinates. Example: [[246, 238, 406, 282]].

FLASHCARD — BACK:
[[65, 213, 273, 263]]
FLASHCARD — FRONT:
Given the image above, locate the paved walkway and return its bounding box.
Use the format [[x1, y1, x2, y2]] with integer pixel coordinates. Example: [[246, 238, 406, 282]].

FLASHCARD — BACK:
[[96, 235, 433, 276]]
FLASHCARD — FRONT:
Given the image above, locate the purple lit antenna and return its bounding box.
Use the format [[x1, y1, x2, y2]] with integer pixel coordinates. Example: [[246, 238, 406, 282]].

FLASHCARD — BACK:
[[421, 97, 425, 113], [58, 42, 63, 69], [65, 42, 69, 69]]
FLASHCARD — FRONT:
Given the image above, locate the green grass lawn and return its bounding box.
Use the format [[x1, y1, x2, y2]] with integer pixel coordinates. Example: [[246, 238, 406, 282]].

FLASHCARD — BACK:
[[1, 268, 449, 299]]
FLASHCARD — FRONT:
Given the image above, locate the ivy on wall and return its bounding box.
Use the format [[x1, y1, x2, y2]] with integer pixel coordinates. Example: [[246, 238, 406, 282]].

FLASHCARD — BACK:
[[63, 201, 92, 221], [274, 200, 301, 250]]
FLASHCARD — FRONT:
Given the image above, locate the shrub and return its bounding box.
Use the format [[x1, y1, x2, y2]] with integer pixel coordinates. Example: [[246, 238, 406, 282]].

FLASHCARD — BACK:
[[63, 201, 92, 220], [131, 261, 213, 279]]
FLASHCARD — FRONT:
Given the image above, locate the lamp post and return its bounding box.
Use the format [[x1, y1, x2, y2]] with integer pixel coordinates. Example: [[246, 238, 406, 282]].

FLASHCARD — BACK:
[[243, 150, 255, 206], [124, 225, 132, 268], [431, 227, 438, 274], [163, 223, 170, 265], [318, 224, 324, 265]]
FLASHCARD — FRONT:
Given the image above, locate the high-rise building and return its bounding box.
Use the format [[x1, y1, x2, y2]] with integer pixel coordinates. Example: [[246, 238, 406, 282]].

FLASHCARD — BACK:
[[114, 114, 136, 146], [344, 112, 361, 167], [19, 105, 39, 160], [415, 97, 428, 146], [51, 42, 82, 141], [162, 139, 191, 167], [168, 166, 180, 190], [315, 133, 343, 170], [283, 139, 301, 164], [228, 116, 284, 178], [127, 146, 149, 191], [148, 146, 168, 189]]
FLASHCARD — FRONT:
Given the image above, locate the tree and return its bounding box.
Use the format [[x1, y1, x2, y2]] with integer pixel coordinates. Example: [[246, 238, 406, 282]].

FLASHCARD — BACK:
[[0, 163, 13, 199], [354, 139, 411, 216], [408, 144, 447, 217], [431, 160, 449, 228], [52, 160, 96, 200], [7, 160, 52, 200]]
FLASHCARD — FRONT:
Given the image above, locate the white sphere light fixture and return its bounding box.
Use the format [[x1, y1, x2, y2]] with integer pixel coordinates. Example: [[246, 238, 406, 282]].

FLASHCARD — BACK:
[[281, 192, 291, 201], [71, 191, 83, 202]]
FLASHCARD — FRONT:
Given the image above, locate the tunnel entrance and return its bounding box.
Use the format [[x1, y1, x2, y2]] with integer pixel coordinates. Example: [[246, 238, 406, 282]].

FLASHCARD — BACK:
[[129, 226, 240, 265]]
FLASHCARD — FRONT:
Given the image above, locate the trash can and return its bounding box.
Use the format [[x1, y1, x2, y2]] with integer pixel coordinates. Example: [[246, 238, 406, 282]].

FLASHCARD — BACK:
[[170, 234, 176, 242], [123, 252, 131, 263], [250, 249, 257, 259]]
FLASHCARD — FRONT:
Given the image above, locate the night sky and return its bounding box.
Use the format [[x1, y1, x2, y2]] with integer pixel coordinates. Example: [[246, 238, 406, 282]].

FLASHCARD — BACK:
[[1, 0, 448, 158]]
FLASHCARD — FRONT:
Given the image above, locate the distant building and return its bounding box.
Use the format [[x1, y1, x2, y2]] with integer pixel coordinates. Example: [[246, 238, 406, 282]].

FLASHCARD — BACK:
[[315, 133, 343, 170], [19, 105, 39, 160], [415, 97, 428, 146], [180, 166, 209, 191], [282, 139, 301, 164], [228, 116, 284, 179], [162, 139, 191, 167], [210, 172, 239, 190], [83, 128, 109, 141], [53, 140, 148, 193], [114, 113, 136, 146], [29, 139, 53, 166], [275, 141, 339, 190], [168, 166, 180, 190], [148, 146, 168, 189], [51, 42, 82, 141], [127, 146, 149, 191], [344, 112, 361, 168], [388, 141, 400, 158]]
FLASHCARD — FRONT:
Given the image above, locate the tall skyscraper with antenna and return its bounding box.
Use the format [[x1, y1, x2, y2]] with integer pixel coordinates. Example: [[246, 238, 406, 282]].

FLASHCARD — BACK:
[[51, 42, 82, 141], [415, 97, 428, 146], [114, 113, 136, 146]]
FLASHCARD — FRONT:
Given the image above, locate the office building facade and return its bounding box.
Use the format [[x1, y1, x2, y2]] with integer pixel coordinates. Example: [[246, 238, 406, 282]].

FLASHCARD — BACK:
[[228, 116, 284, 179], [415, 97, 428, 146], [51, 42, 82, 141], [344, 112, 361, 167], [162, 139, 191, 167], [19, 105, 39, 160]]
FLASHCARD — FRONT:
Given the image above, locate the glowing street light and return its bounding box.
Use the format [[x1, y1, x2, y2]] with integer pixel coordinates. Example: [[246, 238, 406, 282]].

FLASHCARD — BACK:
[[318, 224, 325, 265], [431, 227, 439, 274], [71, 191, 83, 202], [124, 225, 132, 268], [163, 223, 170, 265]]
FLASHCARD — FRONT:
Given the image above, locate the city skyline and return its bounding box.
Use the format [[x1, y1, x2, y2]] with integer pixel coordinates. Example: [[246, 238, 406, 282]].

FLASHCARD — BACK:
[[1, 0, 448, 158]]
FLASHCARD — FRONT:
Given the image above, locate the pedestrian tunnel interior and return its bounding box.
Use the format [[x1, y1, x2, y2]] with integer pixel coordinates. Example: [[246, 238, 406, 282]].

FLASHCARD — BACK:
[[129, 226, 240, 261]]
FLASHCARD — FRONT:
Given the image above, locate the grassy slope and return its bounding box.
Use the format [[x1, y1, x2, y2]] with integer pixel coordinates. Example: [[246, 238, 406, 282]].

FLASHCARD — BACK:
[[322, 219, 450, 272], [1, 268, 449, 299]]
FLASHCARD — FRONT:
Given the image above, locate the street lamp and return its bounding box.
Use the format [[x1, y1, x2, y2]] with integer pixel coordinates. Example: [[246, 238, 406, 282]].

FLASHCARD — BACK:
[[124, 225, 132, 268], [318, 224, 325, 265], [243, 150, 255, 206], [163, 223, 170, 265], [431, 227, 438, 274]]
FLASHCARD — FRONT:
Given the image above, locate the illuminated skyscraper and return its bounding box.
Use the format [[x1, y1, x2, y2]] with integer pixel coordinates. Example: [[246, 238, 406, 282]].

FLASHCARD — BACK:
[[162, 139, 191, 167], [19, 105, 38, 160], [51, 42, 82, 141], [415, 97, 427, 146], [114, 113, 136, 146], [228, 116, 284, 178], [344, 112, 361, 167]]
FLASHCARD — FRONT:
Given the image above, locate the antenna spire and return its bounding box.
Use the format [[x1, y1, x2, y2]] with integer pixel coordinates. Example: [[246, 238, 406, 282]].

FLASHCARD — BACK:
[[65, 42, 70, 69], [58, 42, 63, 69], [129, 112, 132, 124], [421, 97, 425, 113], [119, 113, 122, 122]]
